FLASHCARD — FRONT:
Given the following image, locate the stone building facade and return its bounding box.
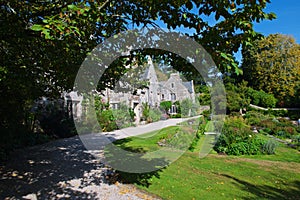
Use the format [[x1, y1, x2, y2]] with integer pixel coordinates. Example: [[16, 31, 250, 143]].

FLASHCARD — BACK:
[[66, 57, 196, 121], [103, 57, 196, 117]]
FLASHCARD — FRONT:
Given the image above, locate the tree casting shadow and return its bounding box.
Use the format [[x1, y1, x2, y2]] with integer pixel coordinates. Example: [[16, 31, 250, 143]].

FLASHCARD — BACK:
[[220, 173, 300, 200], [0, 136, 101, 199]]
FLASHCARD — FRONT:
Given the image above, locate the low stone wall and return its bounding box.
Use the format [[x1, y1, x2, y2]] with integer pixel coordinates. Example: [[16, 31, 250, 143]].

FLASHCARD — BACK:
[[249, 104, 300, 111]]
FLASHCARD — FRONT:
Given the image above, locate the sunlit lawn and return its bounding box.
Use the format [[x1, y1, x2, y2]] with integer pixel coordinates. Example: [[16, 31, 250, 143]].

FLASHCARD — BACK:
[[111, 125, 300, 200]]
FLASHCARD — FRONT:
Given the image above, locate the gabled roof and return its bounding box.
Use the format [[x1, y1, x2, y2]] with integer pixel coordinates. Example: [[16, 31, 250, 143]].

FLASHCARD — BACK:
[[182, 81, 194, 93], [141, 56, 158, 82], [140, 56, 194, 94]]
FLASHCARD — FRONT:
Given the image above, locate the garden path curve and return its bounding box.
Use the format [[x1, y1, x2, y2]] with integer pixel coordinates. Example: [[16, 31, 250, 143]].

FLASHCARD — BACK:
[[0, 116, 199, 199]]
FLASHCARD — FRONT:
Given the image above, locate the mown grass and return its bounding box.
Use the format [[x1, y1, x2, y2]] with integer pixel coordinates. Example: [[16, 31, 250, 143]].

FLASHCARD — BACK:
[[112, 125, 300, 200]]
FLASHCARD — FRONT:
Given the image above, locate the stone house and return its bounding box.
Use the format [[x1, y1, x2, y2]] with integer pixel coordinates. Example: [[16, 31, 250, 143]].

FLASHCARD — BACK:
[[103, 57, 196, 118], [66, 57, 196, 121]]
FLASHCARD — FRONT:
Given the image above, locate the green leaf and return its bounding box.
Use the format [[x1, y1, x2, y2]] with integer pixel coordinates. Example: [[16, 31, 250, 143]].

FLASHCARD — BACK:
[[42, 29, 51, 39], [31, 24, 43, 31], [269, 12, 277, 20], [234, 65, 242, 76], [220, 52, 229, 60], [68, 4, 78, 11]]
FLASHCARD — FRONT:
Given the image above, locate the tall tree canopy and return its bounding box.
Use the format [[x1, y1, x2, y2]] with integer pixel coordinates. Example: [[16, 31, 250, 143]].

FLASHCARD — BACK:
[[1, 0, 276, 137], [242, 34, 300, 107]]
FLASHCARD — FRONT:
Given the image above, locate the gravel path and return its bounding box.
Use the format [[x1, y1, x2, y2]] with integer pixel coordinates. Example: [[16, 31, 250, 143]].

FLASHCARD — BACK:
[[102, 116, 200, 140], [0, 117, 199, 199], [0, 136, 161, 200]]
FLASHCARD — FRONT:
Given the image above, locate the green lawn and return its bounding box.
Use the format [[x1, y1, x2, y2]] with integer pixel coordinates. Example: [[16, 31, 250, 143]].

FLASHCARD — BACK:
[[111, 125, 300, 200]]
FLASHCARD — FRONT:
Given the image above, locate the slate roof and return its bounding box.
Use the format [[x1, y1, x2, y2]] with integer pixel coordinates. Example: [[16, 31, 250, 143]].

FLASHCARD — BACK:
[[182, 81, 193, 93]]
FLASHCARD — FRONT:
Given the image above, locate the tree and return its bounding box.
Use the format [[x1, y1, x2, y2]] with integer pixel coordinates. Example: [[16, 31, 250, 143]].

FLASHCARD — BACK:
[[160, 101, 172, 114], [226, 81, 250, 114], [247, 88, 277, 108], [181, 98, 193, 117], [242, 34, 300, 107], [29, 0, 276, 73], [197, 85, 211, 106], [142, 102, 150, 122], [1, 1, 276, 145]]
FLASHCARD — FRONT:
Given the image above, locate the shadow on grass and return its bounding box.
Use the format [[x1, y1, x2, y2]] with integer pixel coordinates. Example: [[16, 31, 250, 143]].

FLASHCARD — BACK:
[[104, 141, 166, 187], [220, 174, 300, 200], [116, 168, 164, 188], [111, 138, 146, 153]]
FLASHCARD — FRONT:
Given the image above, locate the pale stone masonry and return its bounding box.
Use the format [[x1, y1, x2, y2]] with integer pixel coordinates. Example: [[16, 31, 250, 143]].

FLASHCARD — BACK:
[[66, 56, 196, 120], [103, 57, 196, 115]]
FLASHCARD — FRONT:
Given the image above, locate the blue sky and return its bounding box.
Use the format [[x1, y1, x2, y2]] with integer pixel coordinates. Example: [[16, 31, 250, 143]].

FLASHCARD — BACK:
[[254, 0, 300, 43], [153, 1, 300, 43], [150, 1, 300, 63], [233, 1, 300, 63]]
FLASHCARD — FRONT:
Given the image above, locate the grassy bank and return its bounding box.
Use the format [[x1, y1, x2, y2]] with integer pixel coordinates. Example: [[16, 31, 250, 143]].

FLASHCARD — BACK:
[[111, 125, 300, 200]]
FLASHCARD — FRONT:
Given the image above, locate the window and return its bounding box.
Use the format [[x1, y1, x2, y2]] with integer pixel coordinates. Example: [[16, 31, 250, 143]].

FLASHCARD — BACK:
[[171, 83, 174, 88], [171, 105, 177, 114], [111, 103, 119, 110], [171, 93, 176, 101], [161, 94, 164, 99]]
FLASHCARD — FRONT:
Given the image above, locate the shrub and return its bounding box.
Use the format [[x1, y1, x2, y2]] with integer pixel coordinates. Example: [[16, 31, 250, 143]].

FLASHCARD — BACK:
[[287, 110, 300, 120], [198, 93, 211, 106], [214, 116, 268, 155], [189, 117, 206, 152], [149, 108, 162, 122], [227, 142, 248, 156], [160, 101, 172, 114], [226, 90, 250, 114], [229, 111, 242, 117], [244, 111, 269, 126], [98, 110, 117, 132], [262, 128, 273, 134], [112, 103, 134, 129], [261, 140, 277, 154], [248, 138, 266, 154], [259, 91, 277, 108], [259, 129, 267, 135], [247, 88, 261, 105], [181, 98, 193, 117], [277, 118, 293, 126], [275, 130, 289, 138], [265, 109, 288, 117], [35, 99, 76, 138], [195, 116, 206, 136], [257, 116, 299, 139], [197, 85, 211, 106], [259, 119, 277, 131], [273, 126, 297, 139], [282, 126, 297, 135], [128, 108, 135, 122], [142, 103, 150, 122], [226, 116, 249, 129], [247, 88, 277, 108], [291, 135, 300, 150], [170, 113, 182, 118], [202, 110, 211, 119]]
